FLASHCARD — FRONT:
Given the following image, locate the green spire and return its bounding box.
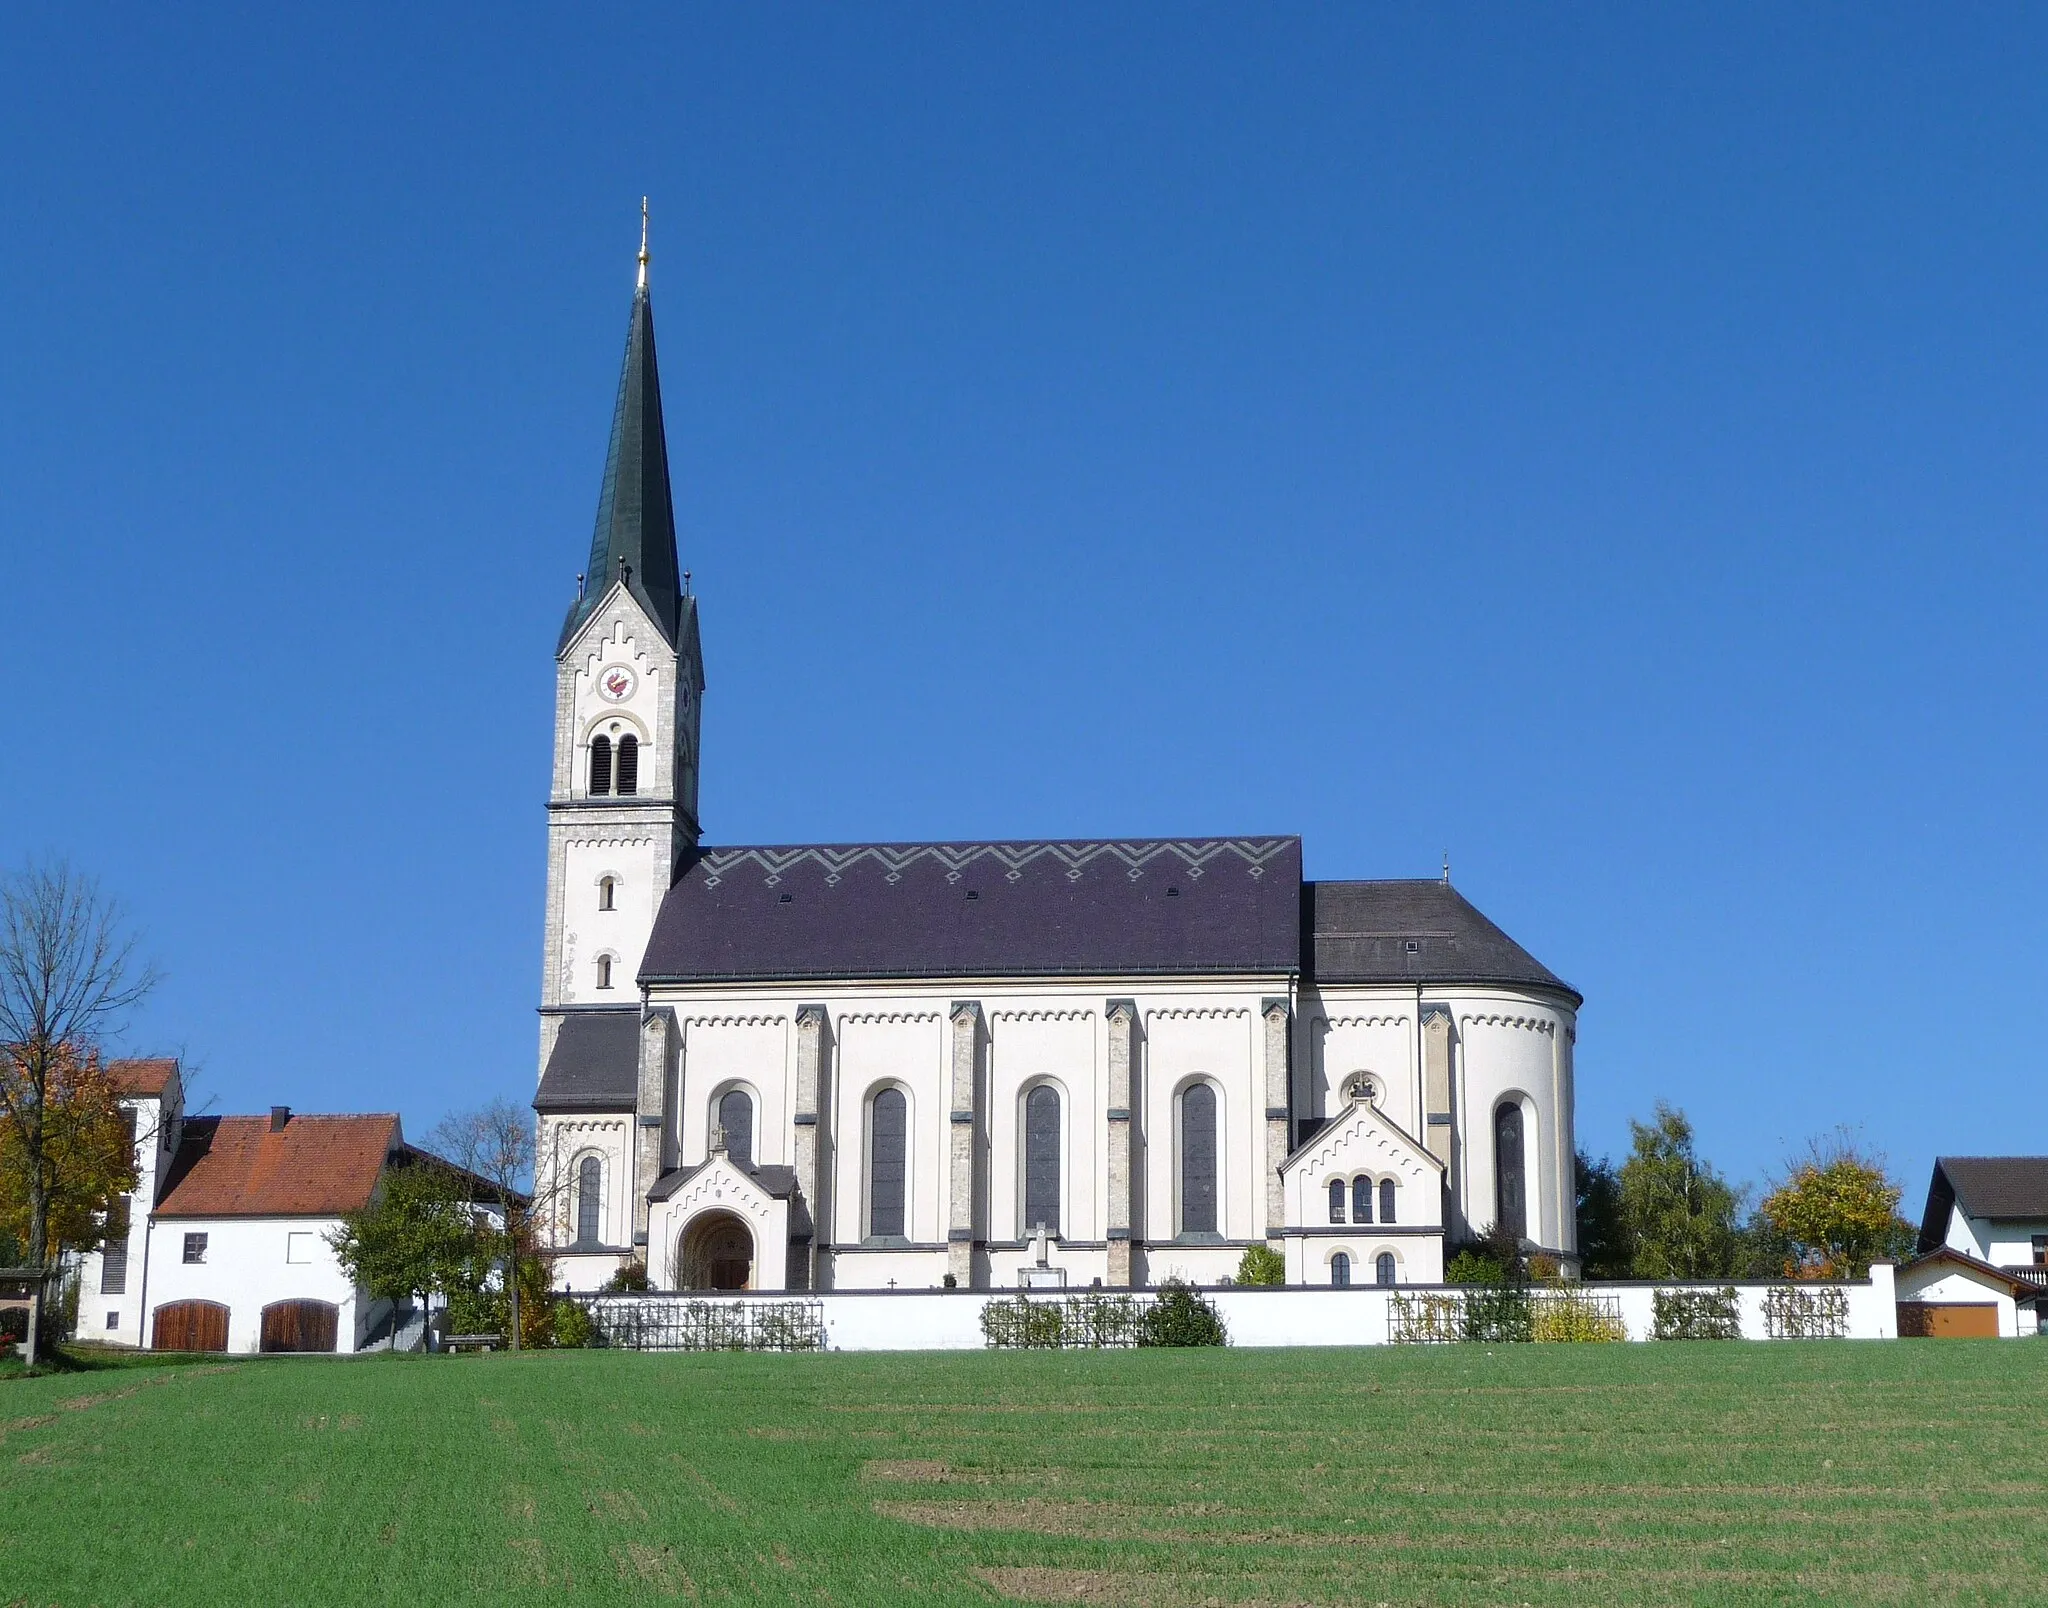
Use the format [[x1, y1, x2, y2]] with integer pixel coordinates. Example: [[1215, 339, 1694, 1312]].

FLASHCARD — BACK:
[[562, 205, 683, 650]]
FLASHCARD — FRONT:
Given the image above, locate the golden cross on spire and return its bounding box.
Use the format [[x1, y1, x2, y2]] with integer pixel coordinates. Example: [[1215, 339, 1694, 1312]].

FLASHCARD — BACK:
[[637, 197, 650, 290]]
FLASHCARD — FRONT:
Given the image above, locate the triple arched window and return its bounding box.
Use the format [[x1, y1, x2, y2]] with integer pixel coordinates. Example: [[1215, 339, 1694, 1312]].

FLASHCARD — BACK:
[[1327, 1175, 1397, 1225], [574, 1155, 602, 1249], [588, 733, 639, 797], [868, 1087, 908, 1241], [1022, 1084, 1061, 1237]]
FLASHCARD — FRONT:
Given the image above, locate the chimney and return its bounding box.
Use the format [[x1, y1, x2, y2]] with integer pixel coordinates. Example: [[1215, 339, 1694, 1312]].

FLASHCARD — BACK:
[[270, 1105, 291, 1132]]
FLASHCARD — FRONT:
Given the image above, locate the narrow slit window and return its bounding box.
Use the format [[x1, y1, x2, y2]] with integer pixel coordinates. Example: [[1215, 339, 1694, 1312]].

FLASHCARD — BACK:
[[615, 734, 639, 795], [595, 954, 613, 990], [598, 876, 616, 911], [589, 734, 612, 795]]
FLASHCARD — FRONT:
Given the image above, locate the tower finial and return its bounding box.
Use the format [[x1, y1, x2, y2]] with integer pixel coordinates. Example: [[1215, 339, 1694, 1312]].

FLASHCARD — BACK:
[[637, 197, 650, 290]]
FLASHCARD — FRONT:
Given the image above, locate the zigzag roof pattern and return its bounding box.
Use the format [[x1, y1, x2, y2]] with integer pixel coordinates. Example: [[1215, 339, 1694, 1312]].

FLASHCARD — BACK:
[[696, 836, 1295, 889]]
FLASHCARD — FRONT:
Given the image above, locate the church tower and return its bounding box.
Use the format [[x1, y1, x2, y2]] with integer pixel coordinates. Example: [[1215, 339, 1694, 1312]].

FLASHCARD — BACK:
[[539, 206, 704, 1060]]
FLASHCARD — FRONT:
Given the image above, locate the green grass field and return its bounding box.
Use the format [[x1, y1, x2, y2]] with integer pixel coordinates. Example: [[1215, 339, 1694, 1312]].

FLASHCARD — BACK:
[[1, 1341, 2042, 1606]]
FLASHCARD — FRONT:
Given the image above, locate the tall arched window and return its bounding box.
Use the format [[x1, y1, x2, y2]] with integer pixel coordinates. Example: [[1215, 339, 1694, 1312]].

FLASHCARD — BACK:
[[595, 954, 613, 990], [598, 876, 616, 911], [1023, 1084, 1061, 1237], [1352, 1176, 1373, 1225], [575, 1155, 601, 1247], [589, 734, 613, 796], [1327, 1178, 1346, 1223], [717, 1089, 753, 1167], [1375, 1251, 1397, 1286], [615, 734, 639, 795], [868, 1088, 907, 1240], [1180, 1082, 1218, 1236], [1331, 1251, 1351, 1287], [1379, 1178, 1397, 1224], [1495, 1101, 1527, 1241]]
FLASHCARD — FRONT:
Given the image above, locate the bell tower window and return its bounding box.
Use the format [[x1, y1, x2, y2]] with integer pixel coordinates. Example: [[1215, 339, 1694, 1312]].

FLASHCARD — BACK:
[[595, 954, 614, 990], [615, 734, 639, 795], [598, 877, 616, 911], [589, 735, 613, 796]]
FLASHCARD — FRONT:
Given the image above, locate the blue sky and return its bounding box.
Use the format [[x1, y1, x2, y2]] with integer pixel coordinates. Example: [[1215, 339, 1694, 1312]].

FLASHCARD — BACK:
[[4, 6, 2044, 1201]]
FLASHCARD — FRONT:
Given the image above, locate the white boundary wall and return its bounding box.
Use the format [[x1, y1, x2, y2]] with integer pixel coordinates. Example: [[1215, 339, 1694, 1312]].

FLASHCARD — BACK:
[[589, 1265, 1905, 1351]]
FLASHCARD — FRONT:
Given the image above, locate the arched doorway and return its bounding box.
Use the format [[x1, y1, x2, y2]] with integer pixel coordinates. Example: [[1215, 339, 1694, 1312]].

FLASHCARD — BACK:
[[678, 1211, 753, 1290]]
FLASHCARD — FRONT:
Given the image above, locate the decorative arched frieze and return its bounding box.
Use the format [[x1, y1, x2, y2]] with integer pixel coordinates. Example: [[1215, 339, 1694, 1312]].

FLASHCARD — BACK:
[[988, 1008, 1097, 1023], [1458, 1013, 1557, 1034], [1144, 1007, 1250, 1022], [1319, 1014, 1411, 1030], [837, 1011, 943, 1026]]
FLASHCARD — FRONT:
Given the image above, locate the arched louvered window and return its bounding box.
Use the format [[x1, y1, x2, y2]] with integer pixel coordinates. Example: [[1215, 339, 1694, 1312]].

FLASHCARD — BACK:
[[1023, 1084, 1061, 1237], [1331, 1252, 1351, 1288], [1376, 1251, 1397, 1286], [1352, 1176, 1373, 1225], [598, 876, 616, 911], [615, 734, 639, 795], [595, 954, 613, 990], [589, 734, 613, 796], [1379, 1178, 1397, 1224], [717, 1089, 753, 1167], [1180, 1082, 1218, 1236], [575, 1155, 601, 1247], [869, 1088, 907, 1240], [1495, 1101, 1527, 1241], [1327, 1178, 1346, 1224]]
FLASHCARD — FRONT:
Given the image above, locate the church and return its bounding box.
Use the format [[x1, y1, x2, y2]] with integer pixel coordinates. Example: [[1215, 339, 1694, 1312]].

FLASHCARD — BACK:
[[533, 224, 1582, 1295]]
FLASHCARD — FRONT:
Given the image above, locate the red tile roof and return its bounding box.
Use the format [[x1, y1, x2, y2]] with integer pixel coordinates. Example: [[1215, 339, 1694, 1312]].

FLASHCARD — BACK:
[[105, 1058, 180, 1098], [155, 1114, 399, 1218]]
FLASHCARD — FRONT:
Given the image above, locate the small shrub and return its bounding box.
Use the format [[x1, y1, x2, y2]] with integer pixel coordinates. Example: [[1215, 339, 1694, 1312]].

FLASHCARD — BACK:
[[1531, 1290, 1626, 1343], [1445, 1250, 1505, 1286], [1236, 1244, 1286, 1287], [1140, 1280, 1228, 1347], [601, 1262, 651, 1293], [1652, 1287, 1742, 1341], [1461, 1286, 1533, 1343], [551, 1300, 595, 1348], [980, 1295, 1067, 1349], [1527, 1253, 1563, 1284]]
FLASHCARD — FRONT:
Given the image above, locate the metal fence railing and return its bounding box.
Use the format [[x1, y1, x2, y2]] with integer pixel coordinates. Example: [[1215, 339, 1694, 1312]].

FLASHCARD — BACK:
[[582, 1296, 826, 1353]]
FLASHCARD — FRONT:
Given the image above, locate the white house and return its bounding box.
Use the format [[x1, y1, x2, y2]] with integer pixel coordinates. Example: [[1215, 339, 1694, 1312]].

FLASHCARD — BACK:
[[532, 228, 1582, 1298], [1909, 1156, 2048, 1335], [83, 1060, 490, 1354], [1895, 1247, 2037, 1339]]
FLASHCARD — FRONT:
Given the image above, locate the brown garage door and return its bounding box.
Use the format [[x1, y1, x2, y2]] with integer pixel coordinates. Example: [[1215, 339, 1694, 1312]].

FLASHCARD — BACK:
[[1898, 1301, 2000, 1338], [152, 1300, 230, 1352], [261, 1300, 339, 1353]]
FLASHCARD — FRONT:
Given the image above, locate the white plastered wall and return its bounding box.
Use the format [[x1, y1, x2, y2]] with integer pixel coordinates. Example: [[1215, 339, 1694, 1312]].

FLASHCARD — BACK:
[[143, 1215, 365, 1355]]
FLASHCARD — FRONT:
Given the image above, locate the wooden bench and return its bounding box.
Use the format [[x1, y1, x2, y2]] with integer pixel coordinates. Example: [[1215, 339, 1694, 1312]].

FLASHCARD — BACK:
[[443, 1333, 504, 1354]]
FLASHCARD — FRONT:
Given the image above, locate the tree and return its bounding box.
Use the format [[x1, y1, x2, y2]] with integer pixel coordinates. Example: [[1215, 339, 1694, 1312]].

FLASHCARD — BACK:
[[326, 1162, 475, 1350], [0, 862, 158, 1266], [1617, 1103, 1743, 1279], [1574, 1150, 1632, 1278], [0, 1045, 137, 1259], [429, 1100, 544, 1351], [1235, 1244, 1285, 1286], [1755, 1132, 1917, 1280]]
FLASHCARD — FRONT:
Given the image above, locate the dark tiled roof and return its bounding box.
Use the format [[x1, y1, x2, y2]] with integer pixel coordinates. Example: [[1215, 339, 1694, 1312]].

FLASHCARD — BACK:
[[105, 1057, 179, 1098], [641, 838, 1303, 984], [1303, 880, 1579, 1003], [1920, 1157, 2048, 1249], [533, 1011, 640, 1112], [154, 1114, 399, 1218]]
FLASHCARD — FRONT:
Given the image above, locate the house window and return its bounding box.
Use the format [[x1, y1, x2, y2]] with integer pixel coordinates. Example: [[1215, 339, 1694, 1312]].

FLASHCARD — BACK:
[[1380, 1178, 1397, 1224], [1495, 1102, 1527, 1240], [1352, 1177, 1373, 1226], [717, 1089, 754, 1168], [285, 1232, 314, 1265], [106, 1311, 120, 1330], [1331, 1252, 1351, 1287], [575, 1155, 602, 1248], [1023, 1084, 1061, 1237], [1179, 1082, 1218, 1236], [599, 876, 616, 911], [1327, 1178, 1346, 1224], [1376, 1251, 1397, 1286], [182, 1232, 208, 1264], [2033, 1235, 2047, 1267], [589, 734, 613, 795], [869, 1088, 908, 1239], [615, 734, 639, 795], [100, 1198, 130, 1294], [595, 954, 613, 990]]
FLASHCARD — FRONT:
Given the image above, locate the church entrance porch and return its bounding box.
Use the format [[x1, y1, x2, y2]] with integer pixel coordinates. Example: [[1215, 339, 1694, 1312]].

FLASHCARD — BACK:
[[678, 1211, 753, 1290]]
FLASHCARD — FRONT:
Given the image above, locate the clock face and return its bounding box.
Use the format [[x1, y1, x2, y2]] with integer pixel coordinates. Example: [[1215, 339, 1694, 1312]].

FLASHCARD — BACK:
[[598, 666, 636, 703]]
